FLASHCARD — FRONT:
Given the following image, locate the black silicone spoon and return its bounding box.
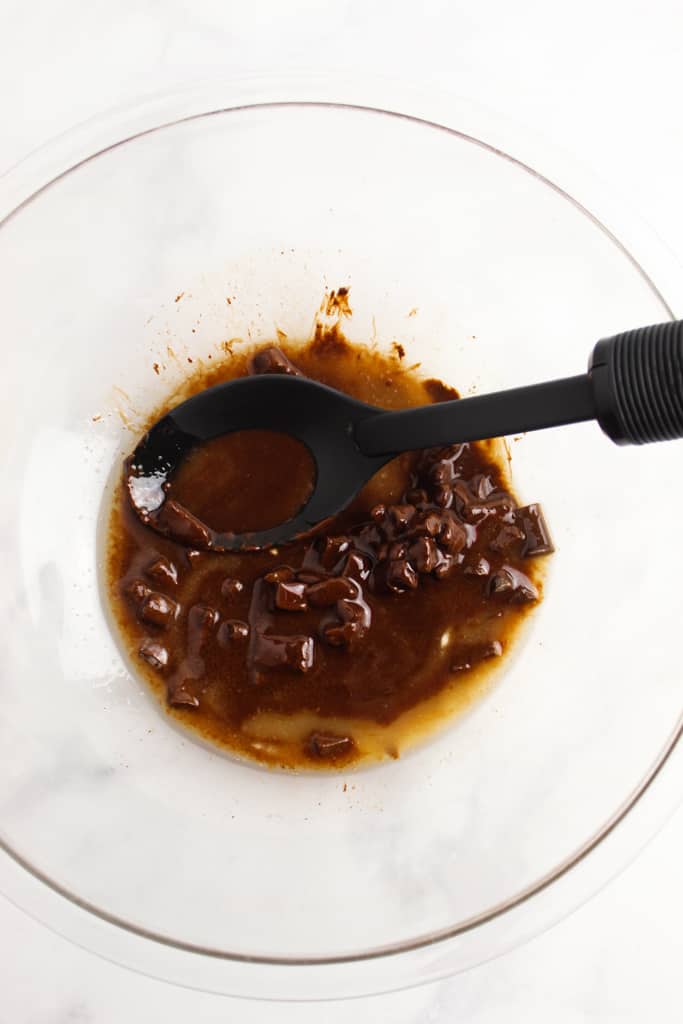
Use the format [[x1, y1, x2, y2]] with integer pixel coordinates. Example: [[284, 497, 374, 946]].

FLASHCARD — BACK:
[[127, 320, 683, 551]]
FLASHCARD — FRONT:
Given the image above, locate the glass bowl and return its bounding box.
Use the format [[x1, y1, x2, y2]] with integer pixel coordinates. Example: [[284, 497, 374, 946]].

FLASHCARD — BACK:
[[0, 78, 681, 1000]]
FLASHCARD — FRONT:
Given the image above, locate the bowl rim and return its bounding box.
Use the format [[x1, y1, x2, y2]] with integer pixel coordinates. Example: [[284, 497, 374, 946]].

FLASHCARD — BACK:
[[1, 73, 681, 998]]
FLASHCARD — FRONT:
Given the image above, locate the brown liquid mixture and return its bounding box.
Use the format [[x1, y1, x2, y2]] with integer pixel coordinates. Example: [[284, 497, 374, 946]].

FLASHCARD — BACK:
[[106, 338, 553, 769], [171, 430, 316, 534]]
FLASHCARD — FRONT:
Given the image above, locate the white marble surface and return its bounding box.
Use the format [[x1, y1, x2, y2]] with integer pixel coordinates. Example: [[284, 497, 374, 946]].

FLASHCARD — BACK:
[[1, 1, 682, 1019], [1, 811, 681, 1021]]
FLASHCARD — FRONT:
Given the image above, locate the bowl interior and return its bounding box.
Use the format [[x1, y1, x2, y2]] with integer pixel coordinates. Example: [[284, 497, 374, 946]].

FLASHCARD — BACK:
[[0, 103, 678, 964]]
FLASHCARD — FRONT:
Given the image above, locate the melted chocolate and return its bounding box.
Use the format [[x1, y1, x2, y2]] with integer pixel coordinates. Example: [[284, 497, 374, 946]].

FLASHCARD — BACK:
[[106, 338, 552, 769]]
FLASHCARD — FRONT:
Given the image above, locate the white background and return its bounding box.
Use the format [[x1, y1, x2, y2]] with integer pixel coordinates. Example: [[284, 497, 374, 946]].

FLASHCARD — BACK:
[[1, 1, 681, 1020]]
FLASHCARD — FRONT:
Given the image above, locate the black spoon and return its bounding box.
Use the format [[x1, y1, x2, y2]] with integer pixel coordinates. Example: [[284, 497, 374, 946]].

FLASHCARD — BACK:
[[127, 320, 683, 551]]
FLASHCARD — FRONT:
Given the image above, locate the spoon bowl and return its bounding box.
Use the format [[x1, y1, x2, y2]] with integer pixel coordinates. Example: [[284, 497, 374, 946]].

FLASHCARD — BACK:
[[127, 373, 387, 550]]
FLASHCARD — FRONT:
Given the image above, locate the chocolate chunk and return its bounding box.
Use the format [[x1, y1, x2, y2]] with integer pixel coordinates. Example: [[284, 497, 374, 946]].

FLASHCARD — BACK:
[[516, 503, 554, 557], [319, 535, 351, 570], [388, 540, 409, 560], [248, 346, 303, 376], [488, 567, 538, 602], [154, 499, 212, 549], [389, 504, 416, 530], [429, 460, 454, 486], [306, 731, 355, 759], [188, 603, 219, 651], [218, 619, 249, 643], [385, 558, 419, 592], [139, 592, 179, 628], [335, 593, 371, 643], [322, 621, 358, 647], [432, 553, 456, 579], [167, 681, 200, 708], [409, 509, 440, 540], [124, 578, 151, 606], [470, 473, 496, 500], [336, 598, 365, 624], [412, 511, 442, 537], [464, 556, 490, 576], [341, 551, 372, 580], [451, 480, 474, 512], [306, 577, 357, 607], [489, 569, 513, 594], [489, 523, 525, 554], [439, 514, 468, 554], [146, 556, 178, 586], [432, 485, 453, 509], [485, 492, 515, 511], [320, 584, 371, 647], [408, 536, 439, 573], [275, 581, 308, 612], [139, 638, 169, 669], [220, 577, 244, 599], [252, 633, 315, 672], [264, 565, 296, 584], [507, 568, 539, 602], [189, 603, 219, 626]]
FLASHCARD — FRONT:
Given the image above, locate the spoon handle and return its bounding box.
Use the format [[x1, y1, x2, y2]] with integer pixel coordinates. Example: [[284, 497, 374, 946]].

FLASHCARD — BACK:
[[590, 320, 683, 445], [355, 320, 683, 456]]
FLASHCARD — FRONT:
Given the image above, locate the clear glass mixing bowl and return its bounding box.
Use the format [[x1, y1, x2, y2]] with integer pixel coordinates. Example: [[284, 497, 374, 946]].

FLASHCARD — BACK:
[[0, 78, 680, 999]]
